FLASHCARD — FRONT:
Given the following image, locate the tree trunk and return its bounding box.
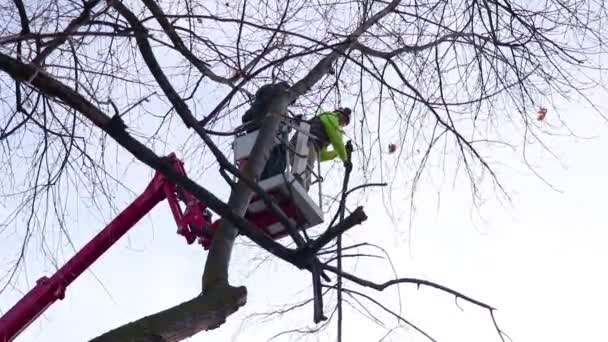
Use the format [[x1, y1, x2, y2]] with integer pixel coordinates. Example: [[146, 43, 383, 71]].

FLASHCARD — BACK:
[[202, 98, 289, 291], [89, 286, 246, 342]]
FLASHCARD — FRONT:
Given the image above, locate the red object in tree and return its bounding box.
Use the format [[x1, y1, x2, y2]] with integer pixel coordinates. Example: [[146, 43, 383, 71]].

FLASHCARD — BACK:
[[388, 143, 397, 154], [0, 153, 312, 342], [537, 106, 548, 121]]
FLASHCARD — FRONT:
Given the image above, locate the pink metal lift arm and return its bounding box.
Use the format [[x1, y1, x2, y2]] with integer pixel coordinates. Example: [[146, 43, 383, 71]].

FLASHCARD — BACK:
[[0, 147, 316, 341], [0, 154, 212, 342]]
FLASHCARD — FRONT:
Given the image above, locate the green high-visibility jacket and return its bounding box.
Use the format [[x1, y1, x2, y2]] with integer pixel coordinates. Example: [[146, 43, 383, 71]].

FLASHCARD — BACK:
[[315, 111, 347, 162]]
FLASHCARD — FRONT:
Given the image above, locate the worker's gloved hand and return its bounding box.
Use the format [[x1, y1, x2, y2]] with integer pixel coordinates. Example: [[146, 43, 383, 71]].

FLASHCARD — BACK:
[[345, 140, 353, 154]]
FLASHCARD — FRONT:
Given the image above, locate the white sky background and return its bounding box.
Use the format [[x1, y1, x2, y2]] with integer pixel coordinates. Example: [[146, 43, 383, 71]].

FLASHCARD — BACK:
[[1, 95, 608, 342], [3, 1, 608, 341]]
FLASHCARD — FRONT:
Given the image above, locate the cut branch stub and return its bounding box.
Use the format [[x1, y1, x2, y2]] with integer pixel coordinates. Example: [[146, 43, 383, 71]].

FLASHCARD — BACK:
[[307, 207, 367, 254]]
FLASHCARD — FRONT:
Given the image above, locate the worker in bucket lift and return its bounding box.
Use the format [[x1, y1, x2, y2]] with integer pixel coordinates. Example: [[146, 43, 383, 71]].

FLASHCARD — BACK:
[[292, 107, 352, 190]]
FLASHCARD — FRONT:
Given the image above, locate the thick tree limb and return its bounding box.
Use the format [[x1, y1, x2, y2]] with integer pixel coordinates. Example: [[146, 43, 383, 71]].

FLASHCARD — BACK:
[[306, 207, 367, 254], [89, 286, 247, 342], [11, 0, 30, 34]]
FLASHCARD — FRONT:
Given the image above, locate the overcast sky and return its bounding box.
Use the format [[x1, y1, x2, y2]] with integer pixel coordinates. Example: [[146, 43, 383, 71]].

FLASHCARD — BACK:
[[1, 91, 607, 342]]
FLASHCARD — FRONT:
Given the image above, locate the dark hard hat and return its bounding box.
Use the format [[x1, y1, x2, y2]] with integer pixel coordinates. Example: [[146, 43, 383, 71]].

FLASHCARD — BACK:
[[335, 107, 352, 124]]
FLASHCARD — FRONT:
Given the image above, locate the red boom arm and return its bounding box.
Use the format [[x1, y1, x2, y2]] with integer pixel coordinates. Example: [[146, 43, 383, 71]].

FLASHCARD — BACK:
[[0, 151, 311, 342], [0, 154, 215, 342]]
